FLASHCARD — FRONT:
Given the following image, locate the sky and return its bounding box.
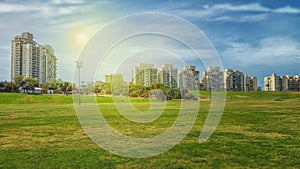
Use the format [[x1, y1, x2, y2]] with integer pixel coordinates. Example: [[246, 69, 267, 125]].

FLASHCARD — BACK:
[[0, 0, 299, 87]]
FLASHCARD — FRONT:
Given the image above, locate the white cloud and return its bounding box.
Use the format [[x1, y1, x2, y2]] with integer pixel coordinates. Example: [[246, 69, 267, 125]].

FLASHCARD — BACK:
[[0, 1, 93, 17], [0, 3, 39, 13], [211, 3, 269, 12], [174, 3, 300, 22], [51, 0, 85, 4], [205, 14, 269, 23], [274, 6, 300, 14], [222, 37, 300, 65], [239, 14, 269, 22]]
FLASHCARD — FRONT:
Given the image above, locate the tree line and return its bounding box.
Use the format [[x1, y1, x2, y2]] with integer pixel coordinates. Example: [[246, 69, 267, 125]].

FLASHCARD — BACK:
[[0, 76, 196, 100], [101, 81, 195, 100], [0, 75, 73, 94]]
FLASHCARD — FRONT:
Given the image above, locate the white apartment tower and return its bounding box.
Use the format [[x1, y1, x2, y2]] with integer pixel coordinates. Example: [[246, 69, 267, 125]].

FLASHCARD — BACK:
[[39, 45, 57, 84], [11, 32, 56, 84], [132, 63, 158, 86], [264, 74, 300, 92], [158, 64, 178, 88], [179, 66, 199, 90], [203, 67, 224, 91]]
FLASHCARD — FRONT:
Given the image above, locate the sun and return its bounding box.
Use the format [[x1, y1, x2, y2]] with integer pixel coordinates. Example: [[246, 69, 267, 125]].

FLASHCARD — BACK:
[[75, 31, 89, 47], [69, 26, 93, 50]]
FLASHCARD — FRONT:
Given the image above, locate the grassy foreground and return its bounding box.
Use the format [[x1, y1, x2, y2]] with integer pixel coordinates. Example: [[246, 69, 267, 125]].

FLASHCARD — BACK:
[[0, 92, 299, 168]]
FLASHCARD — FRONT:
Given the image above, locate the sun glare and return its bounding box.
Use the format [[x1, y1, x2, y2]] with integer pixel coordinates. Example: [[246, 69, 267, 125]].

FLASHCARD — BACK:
[[69, 26, 93, 51]]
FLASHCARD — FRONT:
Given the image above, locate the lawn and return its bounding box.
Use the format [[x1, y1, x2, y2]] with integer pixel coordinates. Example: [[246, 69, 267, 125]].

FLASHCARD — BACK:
[[0, 92, 299, 168]]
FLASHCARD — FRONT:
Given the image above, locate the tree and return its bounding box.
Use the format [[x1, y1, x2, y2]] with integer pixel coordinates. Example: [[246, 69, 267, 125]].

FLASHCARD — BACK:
[[59, 82, 73, 95], [94, 81, 104, 96], [41, 83, 49, 93], [14, 75, 24, 88], [5, 82, 18, 92], [22, 77, 39, 93]]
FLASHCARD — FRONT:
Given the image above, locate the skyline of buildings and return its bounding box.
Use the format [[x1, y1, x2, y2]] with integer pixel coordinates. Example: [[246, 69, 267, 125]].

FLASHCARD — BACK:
[[8, 33, 299, 92], [202, 67, 259, 92], [11, 32, 57, 84], [123, 63, 300, 92], [264, 74, 300, 92]]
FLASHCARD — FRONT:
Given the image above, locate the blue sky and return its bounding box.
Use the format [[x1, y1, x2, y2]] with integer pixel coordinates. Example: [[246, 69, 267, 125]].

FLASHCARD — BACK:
[[0, 0, 299, 87]]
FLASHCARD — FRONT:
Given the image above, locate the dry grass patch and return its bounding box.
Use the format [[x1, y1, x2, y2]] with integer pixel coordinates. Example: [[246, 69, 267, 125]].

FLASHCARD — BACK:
[[218, 125, 289, 139]]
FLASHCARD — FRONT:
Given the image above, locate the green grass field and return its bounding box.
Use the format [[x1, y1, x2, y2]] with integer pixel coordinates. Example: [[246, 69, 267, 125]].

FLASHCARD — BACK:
[[0, 92, 299, 168]]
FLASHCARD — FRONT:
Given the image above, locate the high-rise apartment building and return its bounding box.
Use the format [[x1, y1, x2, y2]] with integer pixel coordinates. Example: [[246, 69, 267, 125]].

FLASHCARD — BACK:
[[203, 67, 258, 92], [179, 66, 199, 90], [39, 45, 57, 84], [11, 32, 56, 84], [224, 69, 245, 91], [264, 74, 300, 92], [203, 66, 224, 91], [158, 64, 178, 88], [132, 63, 158, 86]]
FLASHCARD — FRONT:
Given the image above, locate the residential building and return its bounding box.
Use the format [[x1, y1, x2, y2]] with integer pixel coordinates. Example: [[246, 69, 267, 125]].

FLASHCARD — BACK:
[[264, 74, 300, 92], [39, 45, 57, 84], [11, 32, 57, 84], [105, 73, 124, 83], [132, 63, 158, 86], [264, 74, 280, 91], [158, 64, 178, 88], [203, 66, 224, 91], [224, 69, 245, 91], [179, 66, 199, 90]]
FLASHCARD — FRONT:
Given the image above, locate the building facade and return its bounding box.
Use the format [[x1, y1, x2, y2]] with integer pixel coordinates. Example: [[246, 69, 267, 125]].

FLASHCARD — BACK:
[[158, 64, 178, 88], [11, 32, 57, 84], [264, 74, 300, 92], [224, 69, 245, 91], [203, 67, 258, 92], [203, 66, 224, 91], [132, 63, 158, 86], [179, 66, 199, 90], [39, 45, 57, 84]]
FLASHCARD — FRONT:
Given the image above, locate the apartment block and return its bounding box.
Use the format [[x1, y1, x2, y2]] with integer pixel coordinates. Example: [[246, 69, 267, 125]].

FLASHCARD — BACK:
[[11, 32, 57, 84], [178, 66, 199, 90], [132, 63, 158, 86], [158, 64, 178, 88], [264, 74, 300, 92], [203, 66, 224, 91], [224, 69, 245, 91], [203, 67, 258, 92]]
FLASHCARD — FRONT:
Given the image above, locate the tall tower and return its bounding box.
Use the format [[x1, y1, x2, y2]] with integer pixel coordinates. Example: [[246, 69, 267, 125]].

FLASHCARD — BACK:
[[11, 32, 34, 81], [158, 64, 178, 88], [178, 65, 199, 90], [132, 63, 158, 86], [11, 32, 56, 84]]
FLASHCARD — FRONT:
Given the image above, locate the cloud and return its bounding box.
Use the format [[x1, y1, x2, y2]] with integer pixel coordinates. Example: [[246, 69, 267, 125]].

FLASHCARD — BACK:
[[274, 6, 300, 14], [0, 3, 39, 13], [51, 0, 85, 5], [174, 3, 300, 22], [208, 3, 300, 14], [211, 3, 269, 12], [205, 14, 269, 23], [222, 37, 300, 65], [0, 1, 94, 17]]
